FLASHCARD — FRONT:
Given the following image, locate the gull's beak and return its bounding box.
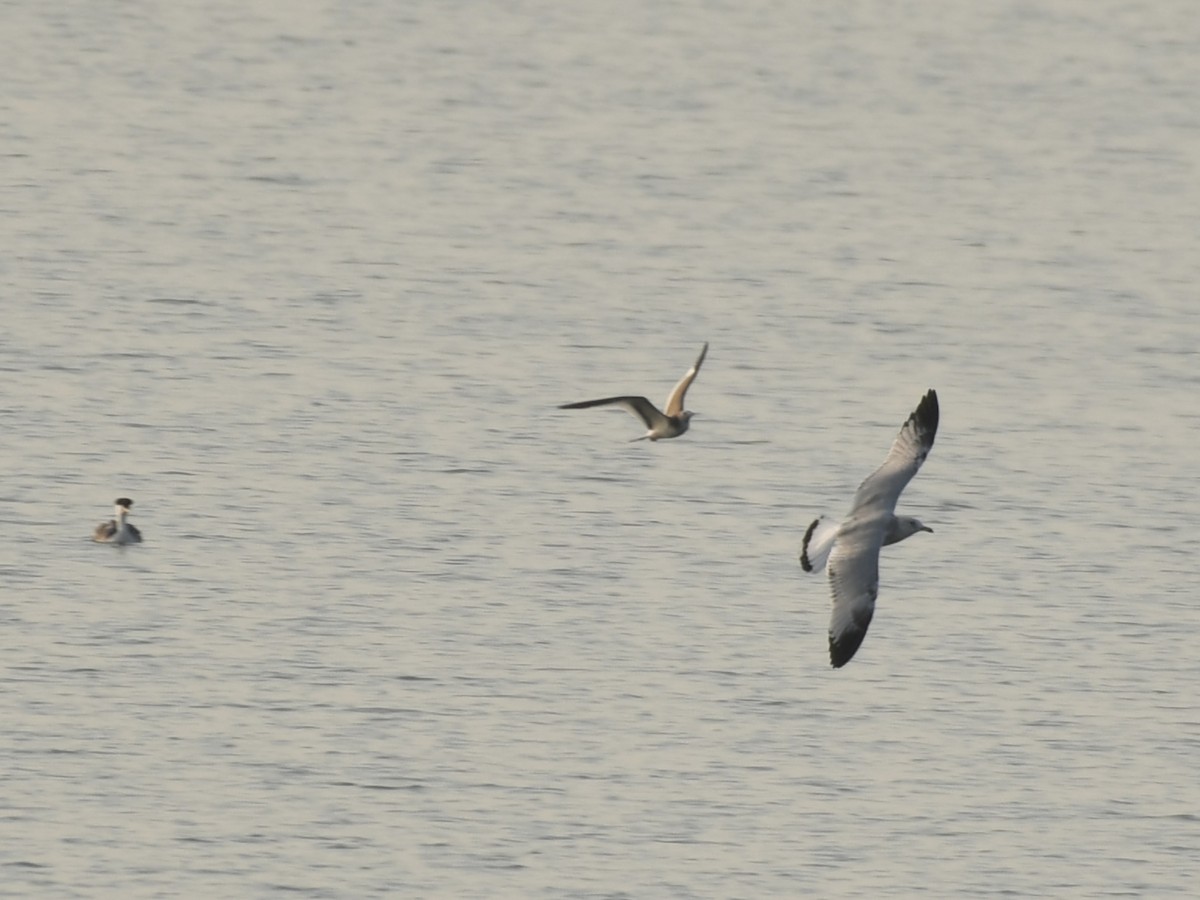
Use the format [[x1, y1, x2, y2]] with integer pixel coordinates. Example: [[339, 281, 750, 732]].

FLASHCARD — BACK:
[[921, 525, 934, 533]]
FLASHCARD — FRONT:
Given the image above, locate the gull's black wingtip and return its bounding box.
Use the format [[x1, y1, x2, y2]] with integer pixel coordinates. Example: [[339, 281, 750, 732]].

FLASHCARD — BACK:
[[829, 604, 874, 668], [829, 629, 868, 668], [914, 388, 939, 440]]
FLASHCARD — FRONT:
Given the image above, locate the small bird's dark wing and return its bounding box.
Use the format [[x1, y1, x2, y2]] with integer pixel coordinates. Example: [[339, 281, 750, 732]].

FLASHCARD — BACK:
[[558, 395, 669, 431]]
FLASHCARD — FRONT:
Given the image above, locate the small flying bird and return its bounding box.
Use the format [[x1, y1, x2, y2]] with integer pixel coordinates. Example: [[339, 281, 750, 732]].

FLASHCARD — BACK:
[[800, 389, 939, 668], [93, 497, 143, 545], [558, 342, 709, 441]]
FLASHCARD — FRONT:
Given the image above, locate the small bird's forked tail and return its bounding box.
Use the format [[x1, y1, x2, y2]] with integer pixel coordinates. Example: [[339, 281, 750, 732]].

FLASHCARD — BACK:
[[799, 516, 839, 573]]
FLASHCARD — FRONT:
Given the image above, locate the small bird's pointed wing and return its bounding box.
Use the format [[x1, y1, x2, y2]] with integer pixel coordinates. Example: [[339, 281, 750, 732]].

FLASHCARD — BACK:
[[826, 523, 882, 668], [663, 342, 708, 416], [558, 395, 669, 431], [127, 524, 143, 543], [847, 389, 938, 518]]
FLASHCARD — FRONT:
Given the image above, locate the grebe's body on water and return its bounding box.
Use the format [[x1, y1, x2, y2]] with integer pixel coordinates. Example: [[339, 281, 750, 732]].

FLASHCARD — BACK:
[[93, 498, 143, 545]]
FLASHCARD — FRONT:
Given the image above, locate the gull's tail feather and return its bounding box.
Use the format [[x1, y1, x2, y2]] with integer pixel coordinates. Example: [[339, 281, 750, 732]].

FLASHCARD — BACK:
[[800, 516, 838, 573]]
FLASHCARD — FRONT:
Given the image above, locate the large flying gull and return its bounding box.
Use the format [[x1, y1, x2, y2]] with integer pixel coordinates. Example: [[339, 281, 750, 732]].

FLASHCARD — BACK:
[[558, 342, 709, 441], [800, 389, 938, 668]]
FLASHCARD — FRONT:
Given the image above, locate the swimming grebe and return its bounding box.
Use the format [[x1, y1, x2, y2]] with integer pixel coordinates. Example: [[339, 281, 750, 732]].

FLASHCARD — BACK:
[[93, 497, 143, 545]]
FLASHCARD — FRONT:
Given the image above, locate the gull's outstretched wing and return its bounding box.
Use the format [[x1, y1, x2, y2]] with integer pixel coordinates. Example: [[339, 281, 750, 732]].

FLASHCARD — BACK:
[[826, 520, 881, 668], [663, 342, 708, 417], [558, 395, 669, 431], [846, 389, 938, 519]]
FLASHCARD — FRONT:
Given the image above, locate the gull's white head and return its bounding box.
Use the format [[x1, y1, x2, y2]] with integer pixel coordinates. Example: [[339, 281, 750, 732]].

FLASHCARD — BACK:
[[893, 515, 933, 541]]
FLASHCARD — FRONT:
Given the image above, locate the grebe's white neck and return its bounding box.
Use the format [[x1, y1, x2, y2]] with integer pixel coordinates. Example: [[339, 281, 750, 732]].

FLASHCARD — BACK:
[[113, 504, 138, 544]]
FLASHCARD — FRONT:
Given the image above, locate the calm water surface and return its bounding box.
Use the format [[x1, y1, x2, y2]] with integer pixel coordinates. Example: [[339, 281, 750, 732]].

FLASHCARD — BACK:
[[2, 0, 1198, 896]]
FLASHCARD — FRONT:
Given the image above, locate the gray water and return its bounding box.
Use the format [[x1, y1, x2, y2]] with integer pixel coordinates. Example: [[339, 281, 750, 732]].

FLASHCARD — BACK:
[[3, 0, 1199, 896]]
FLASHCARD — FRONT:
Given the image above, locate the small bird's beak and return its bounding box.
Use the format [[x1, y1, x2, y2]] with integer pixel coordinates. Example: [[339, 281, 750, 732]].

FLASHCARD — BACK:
[[921, 525, 934, 533]]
